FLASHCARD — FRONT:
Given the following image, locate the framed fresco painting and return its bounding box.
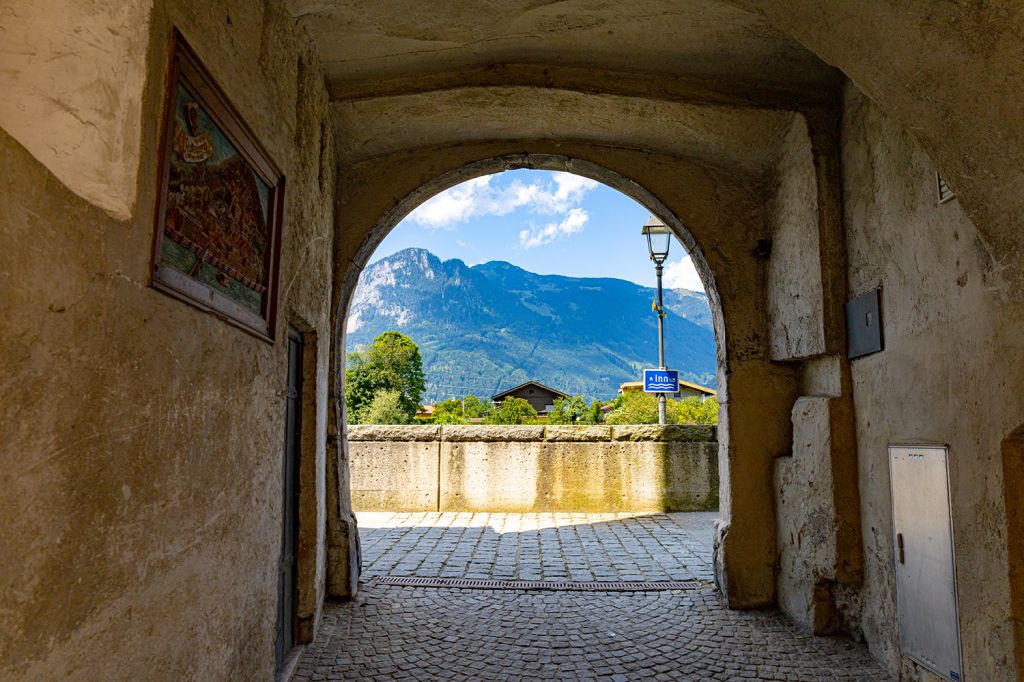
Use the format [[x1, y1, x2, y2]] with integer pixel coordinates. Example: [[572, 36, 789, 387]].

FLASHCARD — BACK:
[[151, 29, 284, 342]]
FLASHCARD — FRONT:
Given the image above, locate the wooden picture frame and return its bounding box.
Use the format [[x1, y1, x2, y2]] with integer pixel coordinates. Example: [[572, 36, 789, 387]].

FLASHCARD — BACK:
[[151, 29, 284, 342]]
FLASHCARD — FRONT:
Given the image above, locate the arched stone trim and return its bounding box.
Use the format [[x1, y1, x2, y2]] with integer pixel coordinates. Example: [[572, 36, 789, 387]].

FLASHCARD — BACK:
[[325, 144, 800, 610], [325, 151, 761, 595], [337, 153, 723, 353]]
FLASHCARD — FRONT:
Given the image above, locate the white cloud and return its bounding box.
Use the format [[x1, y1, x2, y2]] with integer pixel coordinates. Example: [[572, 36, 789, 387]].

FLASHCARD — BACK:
[[533, 173, 599, 213], [519, 208, 590, 248], [408, 176, 492, 228], [663, 255, 705, 291], [406, 172, 598, 230]]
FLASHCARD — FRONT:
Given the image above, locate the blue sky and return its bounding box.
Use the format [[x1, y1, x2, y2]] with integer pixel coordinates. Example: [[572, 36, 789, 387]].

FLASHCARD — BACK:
[[370, 170, 705, 292]]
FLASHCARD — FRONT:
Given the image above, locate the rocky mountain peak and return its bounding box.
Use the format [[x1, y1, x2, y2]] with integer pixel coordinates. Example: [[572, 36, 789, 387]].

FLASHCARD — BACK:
[[348, 248, 715, 402]]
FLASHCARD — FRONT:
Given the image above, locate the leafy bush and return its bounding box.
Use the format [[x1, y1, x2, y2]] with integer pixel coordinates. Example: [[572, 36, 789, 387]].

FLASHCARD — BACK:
[[673, 396, 719, 424], [431, 398, 467, 425], [484, 397, 538, 424], [548, 396, 607, 424], [547, 396, 588, 424], [604, 391, 659, 424], [428, 395, 491, 424], [360, 390, 411, 424], [604, 392, 718, 425], [460, 395, 491, 419]]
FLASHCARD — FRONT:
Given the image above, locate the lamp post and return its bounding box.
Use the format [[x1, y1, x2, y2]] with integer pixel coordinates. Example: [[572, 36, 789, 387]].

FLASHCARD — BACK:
[[642, 215, 672, 425]]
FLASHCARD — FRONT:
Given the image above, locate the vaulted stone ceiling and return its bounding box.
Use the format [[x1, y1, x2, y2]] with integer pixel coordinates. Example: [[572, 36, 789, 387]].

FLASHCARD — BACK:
[[285, 0, 840, 106], [285, 0, 834, 177], [286, 1, 1024, 284]]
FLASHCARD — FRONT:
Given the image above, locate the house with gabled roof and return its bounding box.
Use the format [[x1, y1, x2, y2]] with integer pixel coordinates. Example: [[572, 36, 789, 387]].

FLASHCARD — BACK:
[[491, 380, 570, 414]]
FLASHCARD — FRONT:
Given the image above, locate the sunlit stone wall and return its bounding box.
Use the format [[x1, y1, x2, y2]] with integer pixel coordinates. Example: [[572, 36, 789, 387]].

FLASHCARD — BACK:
[[349, 424, 718, 513]]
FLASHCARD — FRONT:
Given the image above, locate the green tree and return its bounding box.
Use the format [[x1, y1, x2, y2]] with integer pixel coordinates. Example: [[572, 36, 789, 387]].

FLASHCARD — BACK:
[[604, 391, 659, 424], [672, 396, 719, 424], [586, 400, 605, 425], [344, 351, 376, 423], [484, 397, 538, 424], [430, 394, 491, 424], [430, 398, 467, 425], [345, 331, 426, 423], [461, 395, 491, 419], [360, 390, 411, 424], [604, 392, 719, 425], [547, 395, 589, 424]]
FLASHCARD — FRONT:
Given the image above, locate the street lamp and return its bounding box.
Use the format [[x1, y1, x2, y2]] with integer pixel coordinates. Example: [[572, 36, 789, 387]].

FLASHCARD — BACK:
[[642, 215, 672, 425]]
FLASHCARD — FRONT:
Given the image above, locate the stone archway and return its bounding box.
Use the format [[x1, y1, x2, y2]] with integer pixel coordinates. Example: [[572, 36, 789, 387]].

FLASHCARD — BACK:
[[6, 2, 1024, 679], [325, 144, 803, 610]]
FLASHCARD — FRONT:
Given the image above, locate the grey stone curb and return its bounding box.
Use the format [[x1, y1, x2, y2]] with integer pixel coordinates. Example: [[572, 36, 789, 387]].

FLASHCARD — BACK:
[[348, 423, 717, 443]]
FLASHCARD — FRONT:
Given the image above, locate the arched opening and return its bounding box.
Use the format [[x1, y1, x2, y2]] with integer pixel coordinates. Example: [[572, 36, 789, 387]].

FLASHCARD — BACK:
[[342, 165, 721, 588], [339, 155, 722, 324], [325, 124, 811, 616], [312, 156, 885, 678], [329, 155, 732, 536]]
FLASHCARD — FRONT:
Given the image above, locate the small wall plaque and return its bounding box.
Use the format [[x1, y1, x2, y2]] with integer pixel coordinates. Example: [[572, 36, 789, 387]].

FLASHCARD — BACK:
[[846, 289, 884, 359], [936, 172, 956, 204], [151, 29, 284, 342]]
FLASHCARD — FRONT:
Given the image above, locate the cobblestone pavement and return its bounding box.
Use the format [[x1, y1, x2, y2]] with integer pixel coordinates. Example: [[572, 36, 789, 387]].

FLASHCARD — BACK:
[[358, 512, 716, 582], [297, 586, 887, 681], [296, 513, 889, 680]]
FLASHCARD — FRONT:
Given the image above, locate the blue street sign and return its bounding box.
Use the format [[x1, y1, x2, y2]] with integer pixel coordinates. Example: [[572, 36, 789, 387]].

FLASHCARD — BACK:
[[643, 369, 679, 393]]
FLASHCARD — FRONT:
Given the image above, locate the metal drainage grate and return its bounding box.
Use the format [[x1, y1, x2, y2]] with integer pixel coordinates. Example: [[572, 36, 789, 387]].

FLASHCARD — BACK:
[[374, 576, 703, 591]]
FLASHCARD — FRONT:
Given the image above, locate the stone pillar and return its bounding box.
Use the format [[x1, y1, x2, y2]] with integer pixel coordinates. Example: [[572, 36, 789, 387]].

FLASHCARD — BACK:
[[775, 392, 862, 632], [714, 359, 798, 608], [759, 110, 863, 629], [325, 337, 360, 598]]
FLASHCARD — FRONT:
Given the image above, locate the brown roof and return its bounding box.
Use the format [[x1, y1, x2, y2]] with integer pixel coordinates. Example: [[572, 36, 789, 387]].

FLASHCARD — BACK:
[[491, 380, 570, 402], [618, 379, 716, 396], [679, 380, 716, 396]]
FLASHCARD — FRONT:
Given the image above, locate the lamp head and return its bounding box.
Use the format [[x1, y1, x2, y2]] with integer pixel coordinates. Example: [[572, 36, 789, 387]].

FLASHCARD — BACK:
[[641, 214, 672, 265]]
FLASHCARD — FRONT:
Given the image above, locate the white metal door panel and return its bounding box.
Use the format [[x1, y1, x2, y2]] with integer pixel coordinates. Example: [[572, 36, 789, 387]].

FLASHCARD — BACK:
[[889, 445, 962, 681]]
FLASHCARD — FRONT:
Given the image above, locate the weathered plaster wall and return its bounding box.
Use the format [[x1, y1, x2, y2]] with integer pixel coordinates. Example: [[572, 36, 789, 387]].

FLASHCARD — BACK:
[[0, 0, 152, 221], [840, 85, 1024, 681], [0, 2, 335, 679], [348, 425, 718, 513], [766, 115, 825, 361], [774, 395, 860, 635], [734, 0, 1024, 290]]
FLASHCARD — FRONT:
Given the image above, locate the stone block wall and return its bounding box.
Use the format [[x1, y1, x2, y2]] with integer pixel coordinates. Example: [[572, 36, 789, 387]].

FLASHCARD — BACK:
[[348, 425, 718, 513]]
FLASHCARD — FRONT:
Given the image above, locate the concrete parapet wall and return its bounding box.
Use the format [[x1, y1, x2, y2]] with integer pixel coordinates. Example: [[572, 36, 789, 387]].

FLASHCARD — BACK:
[[349, 425, 718, 513]]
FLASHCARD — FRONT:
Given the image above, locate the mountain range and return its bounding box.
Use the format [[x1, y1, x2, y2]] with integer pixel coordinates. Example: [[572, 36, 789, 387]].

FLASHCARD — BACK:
[[346, 248, 716, 403]]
